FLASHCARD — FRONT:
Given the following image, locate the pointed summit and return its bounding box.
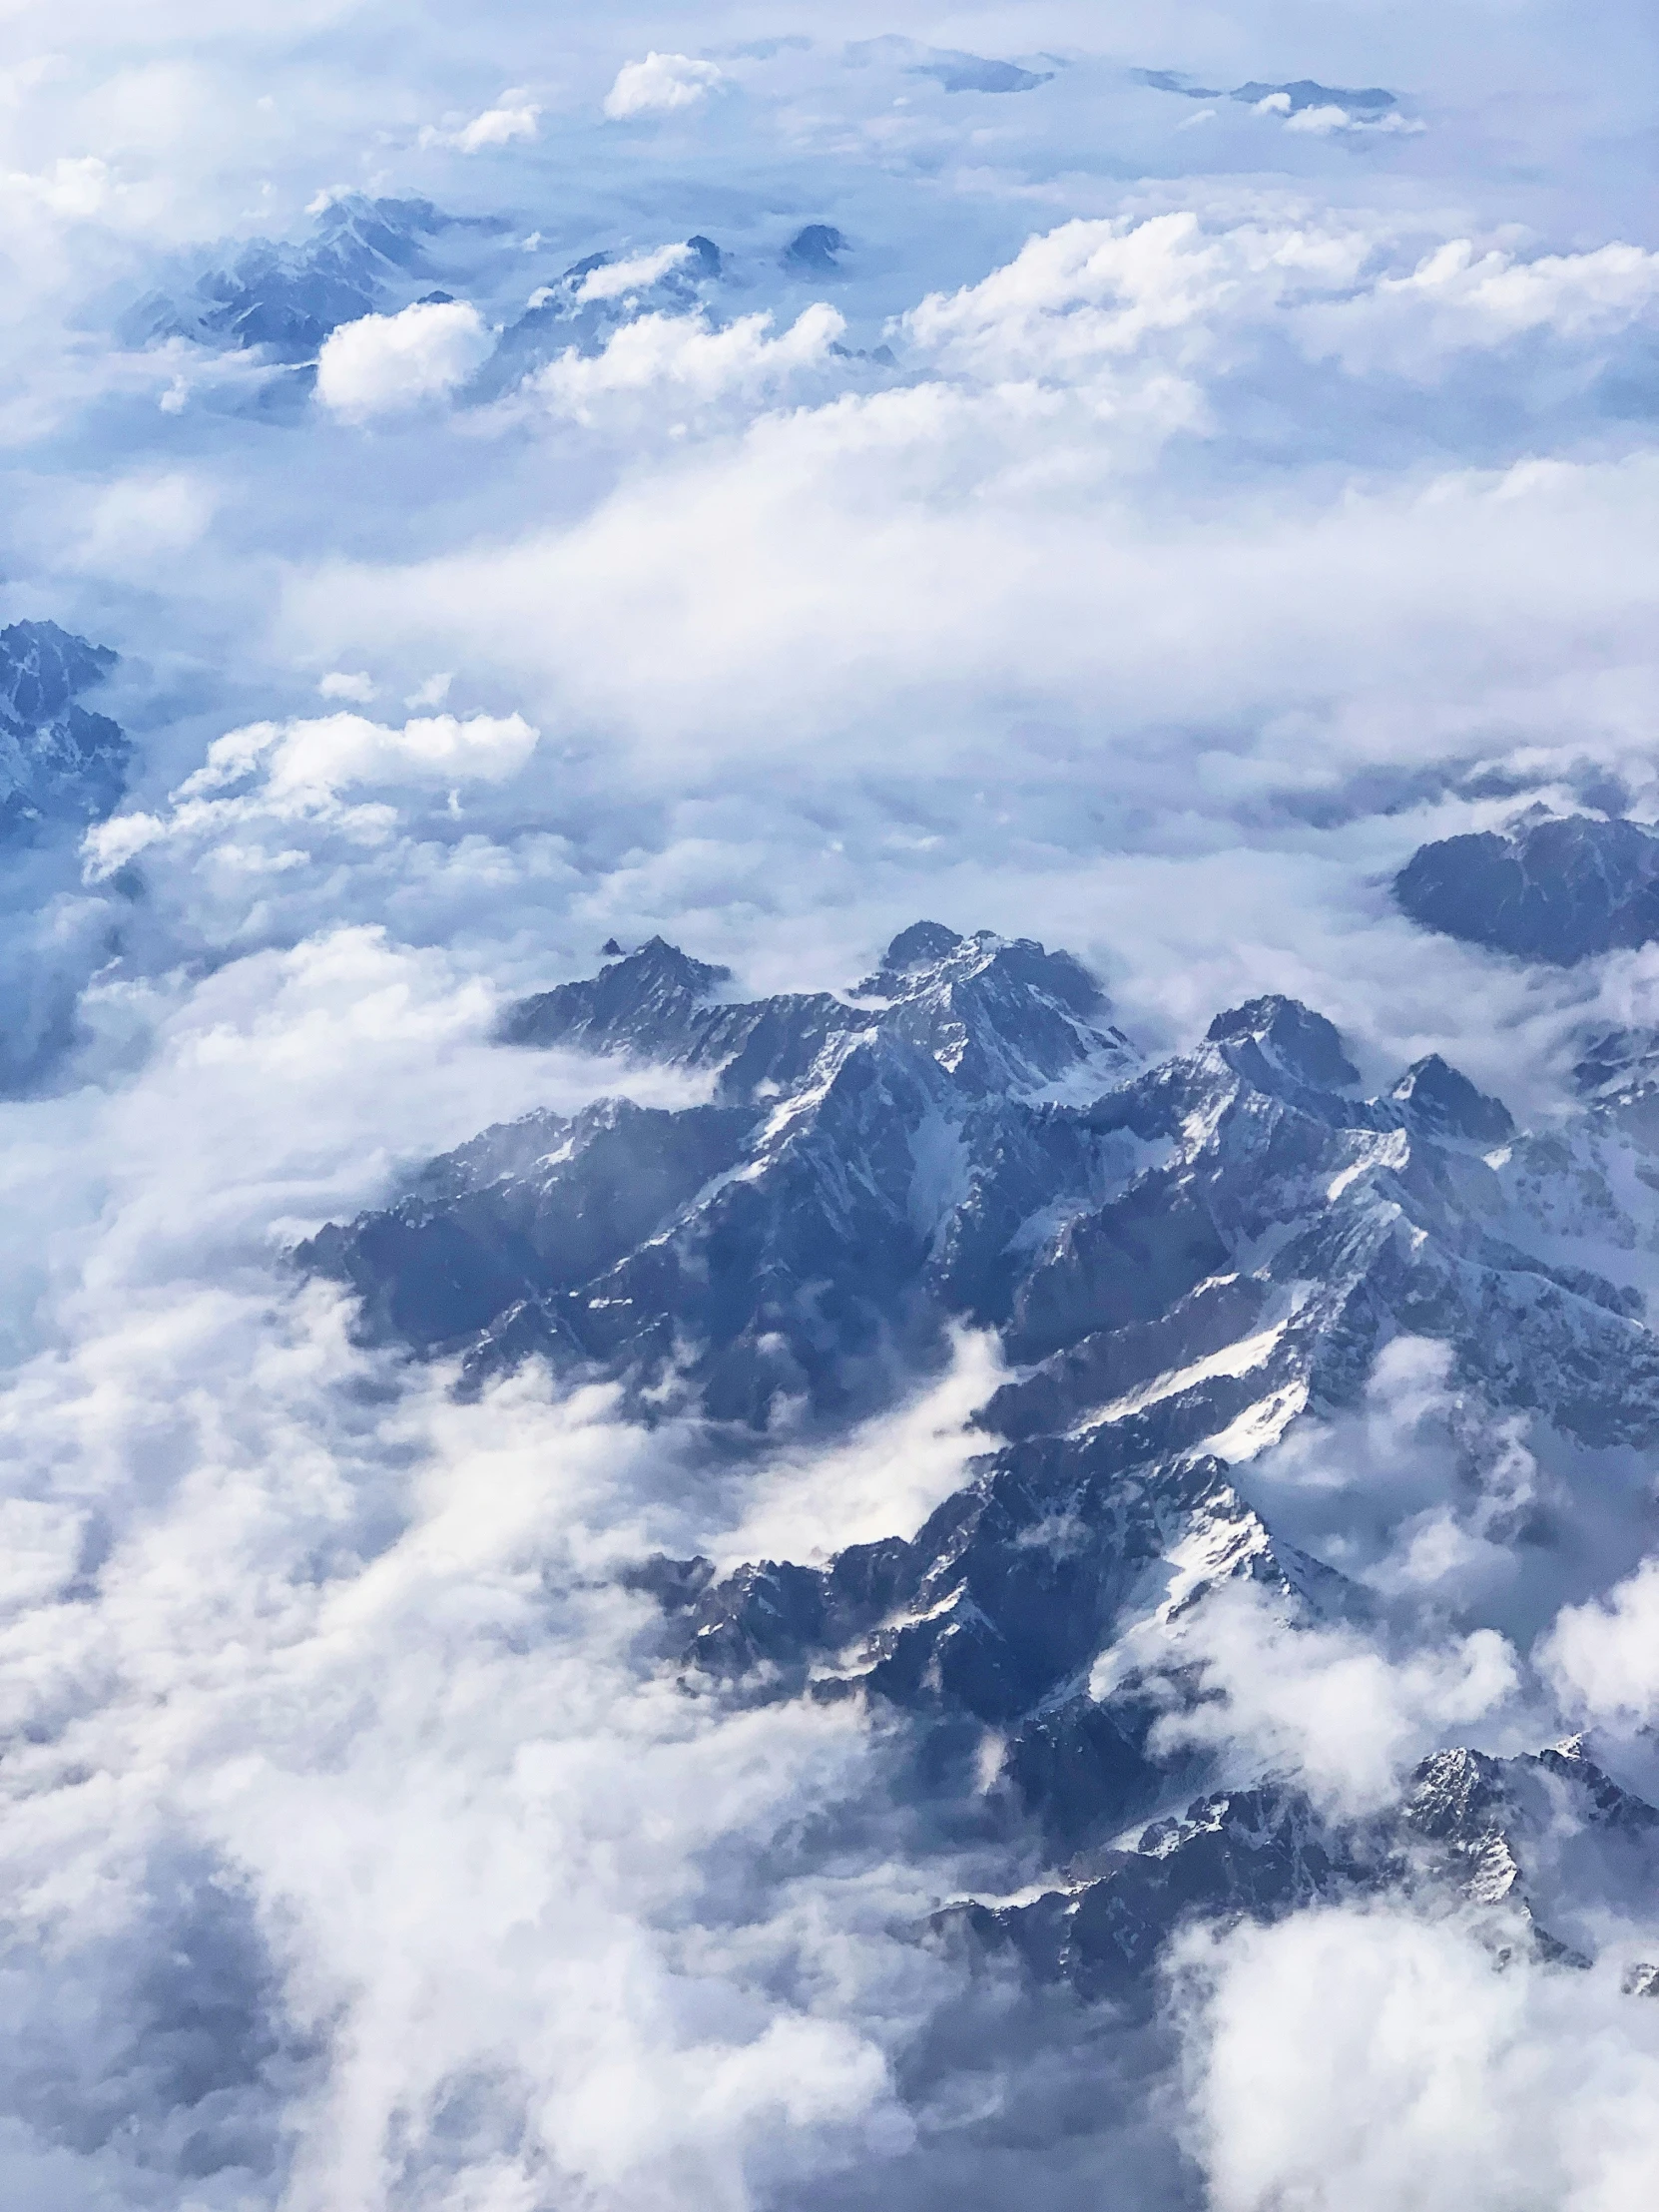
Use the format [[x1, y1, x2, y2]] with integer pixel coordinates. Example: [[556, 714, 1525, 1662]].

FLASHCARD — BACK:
[[499, 936, 733, 1058], [876, 920, 964, 976], [1390, 1054, 1513, 1144], [1206, 995, 1360, 1092]]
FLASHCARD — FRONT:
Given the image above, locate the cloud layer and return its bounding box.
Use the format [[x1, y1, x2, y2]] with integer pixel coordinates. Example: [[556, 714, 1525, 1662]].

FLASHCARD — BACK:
[[1, 4, 1658, 2206]]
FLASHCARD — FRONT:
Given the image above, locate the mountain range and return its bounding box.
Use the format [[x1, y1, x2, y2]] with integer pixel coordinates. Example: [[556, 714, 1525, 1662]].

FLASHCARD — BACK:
[[300, 921, 1659, 1998]]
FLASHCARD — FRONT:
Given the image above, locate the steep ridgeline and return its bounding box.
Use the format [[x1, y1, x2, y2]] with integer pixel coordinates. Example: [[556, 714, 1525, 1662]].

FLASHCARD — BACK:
[[309, 922, 1659, 1445], [1394, 814, 1659, 964], [0, 620, 131, 840], [936, 1739, 1659, 2006], [300, 923, 1659, 1996], [305, 925, 1140, 1418]]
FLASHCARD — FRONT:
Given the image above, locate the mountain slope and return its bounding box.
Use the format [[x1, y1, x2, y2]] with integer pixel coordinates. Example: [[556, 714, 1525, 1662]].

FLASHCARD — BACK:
[[1394, 815, 1659, 964], [0, 620, 130, 839]]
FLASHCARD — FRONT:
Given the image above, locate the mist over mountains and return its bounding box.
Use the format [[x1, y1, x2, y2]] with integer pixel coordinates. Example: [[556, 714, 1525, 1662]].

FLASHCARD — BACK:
[[2, 5, 1659, 2209]]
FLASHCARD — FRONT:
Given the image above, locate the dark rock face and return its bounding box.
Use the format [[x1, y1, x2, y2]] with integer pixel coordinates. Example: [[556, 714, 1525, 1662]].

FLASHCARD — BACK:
[[1204, 993, 1360, 1094], [1389, 1055, 1515, 1145], [1230, 79, 1396, 116], [942, 1738, 1659, 2005], [298, 1098, 758, 1359], [318, 922, 1659, 1450], [910, 53, 1053, 95], [0, 620, 130, 838], [1393, 816, 1659, 964], [120, 196, 455, 362], [949, 1789, 1377, 2003], [300, 920, 1659, 1998], [502, 923, 1132, 1101], [317, 927, 1140, 1417], [680, 1440, 1330, 1723], [783, 225, 848, 275], [668, 1436, 1343, 1872]]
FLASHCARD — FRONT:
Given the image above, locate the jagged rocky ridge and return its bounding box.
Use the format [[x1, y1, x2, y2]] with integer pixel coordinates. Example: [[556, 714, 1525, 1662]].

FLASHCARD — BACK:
[[0, 620, 130, 840], [1394, 813, 1659, 964], [936, 1739, 1659, 2004], [119, 194, 465, 363], [302, 922, 1659, 1991]]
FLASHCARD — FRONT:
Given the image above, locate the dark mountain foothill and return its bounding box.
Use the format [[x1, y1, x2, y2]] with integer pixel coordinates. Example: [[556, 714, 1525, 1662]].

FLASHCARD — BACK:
[[1393, 814, 1659, 964], [1231, 79, 1396, 116], [910, 53, 1053, 96], [299, 919, 1659, 1996], [1134, 69, 1398, 119]]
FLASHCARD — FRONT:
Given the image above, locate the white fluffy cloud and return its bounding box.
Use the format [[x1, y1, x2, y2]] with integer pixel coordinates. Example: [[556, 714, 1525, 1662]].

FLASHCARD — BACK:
[[316, 669, 377, 703], [315, 298, 492, 419], [1102, 1580, 1523, 1816], [83, 708, 541, 886], [526, 300, 844, 424], [603, 51, 725, 119], [1541, 1556, 1659, 1731], [902, 208, 1659, 399], [421, 86, 540, 152], [574, 241, 695, 301], [0, 927, 932, 2207], [1179, 1907, 1659, 2212], [184, 708, 541, 799], [1302, 238, 1659, 377], [69, 466, 217, 575]]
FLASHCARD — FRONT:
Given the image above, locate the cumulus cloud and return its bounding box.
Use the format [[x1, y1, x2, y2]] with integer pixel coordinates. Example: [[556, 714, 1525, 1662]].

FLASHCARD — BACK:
[[316, 669, 377, 703], [603, 51, 725, 120], [1303, 237, 1659, 376], [82, 708, 540, 889], [901, 208, 1659, 400], [574, 241, 696, 301], [1541, 1556, 1659, 1731], [420, 86, 540, 152], [1102, 1579, 1523, 1817], [525, 299, 845, 424], [192, 707, 539, 798], [315, 298, 492, 419], [69, 466, 218, 575], [2, 151, 118, 218], [0, 926, 941, 2207], [1176, 1904, 1659, 2212]]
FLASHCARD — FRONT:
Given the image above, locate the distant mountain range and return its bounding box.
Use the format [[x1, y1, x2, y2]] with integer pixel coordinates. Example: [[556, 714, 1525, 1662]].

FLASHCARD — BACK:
[[119, 194, 462, 363], [299, 921, 1659, 1999], [116, 195, 889, 414]]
